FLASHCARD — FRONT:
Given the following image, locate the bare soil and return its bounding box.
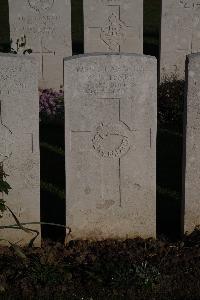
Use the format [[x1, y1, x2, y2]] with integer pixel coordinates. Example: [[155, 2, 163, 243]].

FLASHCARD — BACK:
[[1, 228, 200, 299]]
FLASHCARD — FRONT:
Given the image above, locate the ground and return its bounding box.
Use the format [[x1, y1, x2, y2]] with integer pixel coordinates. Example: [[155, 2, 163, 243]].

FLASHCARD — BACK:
[[1, 228, 200, 299]]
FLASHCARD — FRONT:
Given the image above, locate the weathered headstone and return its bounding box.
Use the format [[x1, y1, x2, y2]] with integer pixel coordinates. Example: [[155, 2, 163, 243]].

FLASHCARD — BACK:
[[8, 0, 72, 89], [160, 0, 200, 80], [64, 54, 156, 240], [0, 54, 40, 245], [84, 0, 143, 53], [183, 53, 200, 233]]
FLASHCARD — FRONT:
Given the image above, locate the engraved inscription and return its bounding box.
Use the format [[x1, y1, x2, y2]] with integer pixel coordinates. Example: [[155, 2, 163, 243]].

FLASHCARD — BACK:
[[83, 66, 139, 95], [101, 0, 122, 3], [100, 13, 127, 51], [179, 0, 200, 8], [0, 65, 34, 95], [28, 0, 54, 13], [12, 15, 60, 40], [92, 122, 130, 158]]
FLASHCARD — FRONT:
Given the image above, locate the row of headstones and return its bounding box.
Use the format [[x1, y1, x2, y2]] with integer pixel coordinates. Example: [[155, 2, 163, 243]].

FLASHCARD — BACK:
[[0, 0, 200, 245], [8, 0, 142, 89], [7, 0, 198, 89], [0, 51, 199, 245]]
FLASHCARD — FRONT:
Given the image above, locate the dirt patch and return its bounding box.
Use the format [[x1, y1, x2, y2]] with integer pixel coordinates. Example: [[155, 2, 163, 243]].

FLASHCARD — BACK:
[[1, 228, 200, 299]]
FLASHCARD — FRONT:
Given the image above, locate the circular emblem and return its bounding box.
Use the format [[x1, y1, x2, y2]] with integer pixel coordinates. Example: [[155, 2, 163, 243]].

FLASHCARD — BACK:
[[92, 122, 131, 159], [28, 0, 54, 12]]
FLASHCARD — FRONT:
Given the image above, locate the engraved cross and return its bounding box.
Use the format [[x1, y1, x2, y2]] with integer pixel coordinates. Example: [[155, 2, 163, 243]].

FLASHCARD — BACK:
[[71, 98, 136, 207], [88, 5, 134, 52]]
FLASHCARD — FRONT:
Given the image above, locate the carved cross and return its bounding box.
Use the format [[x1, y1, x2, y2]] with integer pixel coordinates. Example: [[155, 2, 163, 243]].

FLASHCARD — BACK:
[[32, 38, 55, 79], [70, 98, 135, 207], [88, 5, 134, 52], [0, 100, 34, 166]]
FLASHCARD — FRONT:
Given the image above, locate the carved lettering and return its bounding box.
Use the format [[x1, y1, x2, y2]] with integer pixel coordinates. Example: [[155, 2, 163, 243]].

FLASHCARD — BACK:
[[179, 0, 200, 8], [28, 0, 54, 13]]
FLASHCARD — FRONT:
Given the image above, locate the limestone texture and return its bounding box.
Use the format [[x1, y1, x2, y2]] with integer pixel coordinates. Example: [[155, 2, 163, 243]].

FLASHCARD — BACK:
[[84, 0, 143, 53], [160, 0, 200, 80], [8, 0, 72, 89], [64, 53, 157, 240], [183, 53, 200, 234], [0, 54, 40, 245]]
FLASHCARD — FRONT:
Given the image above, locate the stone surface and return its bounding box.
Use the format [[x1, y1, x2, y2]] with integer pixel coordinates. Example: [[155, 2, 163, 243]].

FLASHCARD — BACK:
[[64, 54, 157, 240], [8, 0, 72, 89], [84, 0, 143, 53], [0, 54, 40, 245], [160, 0, 200, 80], [183, 53, 200, 233]]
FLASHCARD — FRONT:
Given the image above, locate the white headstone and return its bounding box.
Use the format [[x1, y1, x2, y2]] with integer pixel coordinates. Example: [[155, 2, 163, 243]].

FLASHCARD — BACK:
[[183, 53, 200, 233], [84, 0, 143, 53], [160, 0, 200, 80], [64, 54, 157, 240], [0, 54, 40, 245], [8, 0, 72, 89]]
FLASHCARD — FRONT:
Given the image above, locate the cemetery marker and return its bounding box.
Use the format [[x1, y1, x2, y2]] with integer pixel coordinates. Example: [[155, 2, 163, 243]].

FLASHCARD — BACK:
[[160, 0, 200, 80], [0, 54, 40, 245], [8, 0, 72, 89], [183, 53, 200, 234], [84, 0, 143, 53], [64, 53, 157, 240]]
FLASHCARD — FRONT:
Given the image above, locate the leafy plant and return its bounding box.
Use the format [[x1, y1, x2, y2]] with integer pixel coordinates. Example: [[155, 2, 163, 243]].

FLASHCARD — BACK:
[[134, 261, 160, 289], [0, 164, 11, 218], [10, 35, 32, 55]]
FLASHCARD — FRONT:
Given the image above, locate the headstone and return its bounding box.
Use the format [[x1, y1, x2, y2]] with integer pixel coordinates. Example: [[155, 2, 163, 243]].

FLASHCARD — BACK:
[[183, 53, 200, 233], [8, 0, 72, 89], [160, 0, 200, 80], [0, 54, 40, 245], [84, 0, 143, 53], [64, 54, 157, 240]]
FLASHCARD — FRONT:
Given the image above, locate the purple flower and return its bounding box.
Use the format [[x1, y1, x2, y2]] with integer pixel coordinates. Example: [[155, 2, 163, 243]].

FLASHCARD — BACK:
[[39, 89, 64, 122]]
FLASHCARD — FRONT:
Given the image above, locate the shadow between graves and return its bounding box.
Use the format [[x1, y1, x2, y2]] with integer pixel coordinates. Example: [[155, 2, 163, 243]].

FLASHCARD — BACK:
[[157, 128, 183, 240], [72, 0, 84, 55], [40, 122, 66, 242], [0, 0, 10, 52], [157, 79, 185, 240]]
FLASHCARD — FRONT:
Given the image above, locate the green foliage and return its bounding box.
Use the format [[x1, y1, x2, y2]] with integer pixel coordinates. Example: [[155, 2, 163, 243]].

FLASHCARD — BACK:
[[0, 165, 11, 218], [134, 261, 160, 289], [27, 259, 63, 285], [10, 35, 32, 55]]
